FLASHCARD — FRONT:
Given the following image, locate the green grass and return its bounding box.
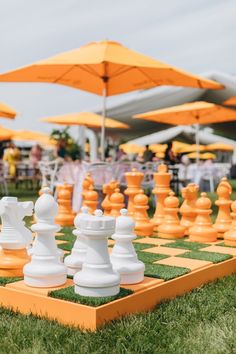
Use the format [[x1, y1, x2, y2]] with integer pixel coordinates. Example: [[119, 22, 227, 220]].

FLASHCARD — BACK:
[[136, 251, 169, 264], [0, 277, 23, 286], [49, 286, 133, 307], [133, 243, 157, 251], [178, 251, 232, 263], [217, 242, 236, 248], [0, 275, 235, 353], [164, 239, 210, 251], [144, 263, 190, 280]]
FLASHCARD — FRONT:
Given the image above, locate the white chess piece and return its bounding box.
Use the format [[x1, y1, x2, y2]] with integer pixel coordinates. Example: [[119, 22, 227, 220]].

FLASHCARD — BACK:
[[111, 209, 145, 284], [23, 187, 67, 287], [64, 206, 88, 276], [74, 209, 120, 297], [0, 197, 33, 249]]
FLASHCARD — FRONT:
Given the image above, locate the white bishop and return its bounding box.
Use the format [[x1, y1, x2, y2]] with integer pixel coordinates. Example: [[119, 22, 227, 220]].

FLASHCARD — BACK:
[[110, 209, 145, 284], [64, 206, 88, 275], [23, 187, 67, 287]]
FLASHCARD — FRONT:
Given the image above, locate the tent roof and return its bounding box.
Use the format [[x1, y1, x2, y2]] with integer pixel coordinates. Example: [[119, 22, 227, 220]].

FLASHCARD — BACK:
[[98, 71, 236, 140]]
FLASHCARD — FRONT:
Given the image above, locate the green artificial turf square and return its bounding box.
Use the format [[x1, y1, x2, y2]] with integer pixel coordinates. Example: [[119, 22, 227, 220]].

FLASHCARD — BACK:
[[177, 250, 232, 263], [136, 251, 169, 264], [164, 239, 210, 251], [144, 263, 190, 281], [133, 243, 157, 251], [48, 286, 133, 307], [0, 277, 23, 286], [58, 242, 73, 252], [216, 242, 236, 248]]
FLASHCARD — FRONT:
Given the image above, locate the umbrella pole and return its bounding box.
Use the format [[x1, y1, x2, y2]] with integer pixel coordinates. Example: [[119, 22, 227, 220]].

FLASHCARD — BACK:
[[101, 87, 106, 161], [196, 123, 200, 164]]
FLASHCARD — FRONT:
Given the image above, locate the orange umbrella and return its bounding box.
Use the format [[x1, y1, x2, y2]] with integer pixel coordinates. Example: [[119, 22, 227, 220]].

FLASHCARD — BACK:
[[119, 143, 145, 154], [0, 40, 223, 159], [0, 125, 14, 140], [224, 96, 236, 106], [133, 101, 236, 161], [41, 112, 129, 129], [0, 102, 17, 119], [206, 142, 235, 151], [187, 152, 216, 160], [12, 130, 56, 147]]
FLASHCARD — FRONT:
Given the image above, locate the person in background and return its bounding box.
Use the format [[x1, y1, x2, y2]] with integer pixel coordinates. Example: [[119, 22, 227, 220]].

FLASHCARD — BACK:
[[3, 142, 21, 177], [29, 144, 42, 167], [164, 142, 177, 165], [143, 145, 155, 163], [57, 139, 67, 159]]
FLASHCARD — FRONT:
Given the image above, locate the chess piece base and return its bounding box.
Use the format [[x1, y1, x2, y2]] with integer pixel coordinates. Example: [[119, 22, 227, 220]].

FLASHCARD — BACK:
[[189, 226, 217, 243], [214, 223, 231, 239], [64, 251, 85, 276], [0, 249, 30, 277], [55, 215, 75, 227], [75, 284, 120, 297], [158, 225, 185, 239], [24, 274, 67, 288], [158, 232, 185, 239], [135, 222, 153, 237], [224, 237, 236, 247], [120, 270, 144, 285]]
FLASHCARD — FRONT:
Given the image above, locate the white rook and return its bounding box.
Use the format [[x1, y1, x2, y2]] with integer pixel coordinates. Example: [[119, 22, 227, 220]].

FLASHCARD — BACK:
[[111, 209, 145, 284], [74, 209, 120, 297], [23, 187, 67, 287], [64, 207, 88, 276]]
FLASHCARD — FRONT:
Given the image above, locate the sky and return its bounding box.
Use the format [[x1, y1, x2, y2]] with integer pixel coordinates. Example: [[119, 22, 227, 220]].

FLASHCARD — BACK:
[[0, 0, 236, 135]]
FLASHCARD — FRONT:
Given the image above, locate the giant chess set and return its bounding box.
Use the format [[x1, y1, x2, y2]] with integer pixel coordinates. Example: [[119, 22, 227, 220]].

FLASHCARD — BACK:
[[0, 164, 236, 330]]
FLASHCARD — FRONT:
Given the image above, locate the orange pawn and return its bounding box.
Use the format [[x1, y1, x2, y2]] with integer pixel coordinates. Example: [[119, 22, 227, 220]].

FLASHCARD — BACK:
[[224, 200, 236, 246], [83, 185, 98, 214], [133, 190, 153, 237], [102, 180, 119, 215], [180, 183, 199, 235], [55, 184, 75, 226], [110, 188, 125, 217], [124, 169, 144, 216], [214, 177, 232, 238], [158, 192, 185, 239], [151, 164, 171, 233], [82, 173, 94, 207], [189, 192, 217, 243]]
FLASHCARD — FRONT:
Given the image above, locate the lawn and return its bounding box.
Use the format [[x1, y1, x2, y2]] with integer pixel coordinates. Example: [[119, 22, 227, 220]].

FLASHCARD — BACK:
[[0, 182, 235, 353]]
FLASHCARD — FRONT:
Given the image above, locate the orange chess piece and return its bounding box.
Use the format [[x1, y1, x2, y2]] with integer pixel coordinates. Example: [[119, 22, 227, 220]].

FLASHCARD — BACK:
[[151, 164, 171, 233], [189, 192, 217, 243], [158, 191, 185, 239], [0, 249, 30, 277], [133, 190, 153, 237], [180, 183, 199, 235], [124, 169, 144, 216], [83, 185, 98, 214], [55, 184, 75, 226], [110, 188, 125, 217], [224, 200, 236, 246], [102, 180, 119, 215], [214, 177, 232, 238], [82, 173, 94, 207]]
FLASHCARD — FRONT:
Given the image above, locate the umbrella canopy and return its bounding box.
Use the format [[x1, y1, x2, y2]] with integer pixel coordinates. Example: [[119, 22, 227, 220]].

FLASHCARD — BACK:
[[41, 112, 129, 129], [0, 102, 17, 119], [0, 40, 223, 160], [187, 152, 216, 160], [0, 40, 223, 94], [179, 144, 206, 153], [120, 143, 145, 154], [0, 125, 14, 140], [133, 101, 236, 125], [12, 130, 56, 146], [224, 96, 236, 106], [149, 143, 167, 153], [206, 142, 235, 151]]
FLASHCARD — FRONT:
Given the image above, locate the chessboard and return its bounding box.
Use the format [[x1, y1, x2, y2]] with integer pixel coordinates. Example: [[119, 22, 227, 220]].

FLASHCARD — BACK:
[[0, 233, 236, 331]]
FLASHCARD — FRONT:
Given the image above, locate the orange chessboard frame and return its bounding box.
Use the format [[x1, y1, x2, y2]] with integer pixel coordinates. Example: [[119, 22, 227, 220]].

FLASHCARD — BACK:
[[0, 256, 235, 331]]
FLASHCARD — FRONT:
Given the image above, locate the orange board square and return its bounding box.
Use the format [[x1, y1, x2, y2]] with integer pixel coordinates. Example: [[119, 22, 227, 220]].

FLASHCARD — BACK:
[[154, 256, 212, 270], [142, 246, 186, 256], [134, 237, 174, 246], [201, 245, 236, 256], [122, 277, 164, 292], [6, 279, 73, 296]]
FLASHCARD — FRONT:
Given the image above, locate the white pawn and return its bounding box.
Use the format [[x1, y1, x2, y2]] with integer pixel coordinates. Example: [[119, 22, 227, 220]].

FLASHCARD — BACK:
[[23, 187, 67, 287], [0, 197, 33, 249], [111, 209, 145, 284], [74, 209, 120, 297], [64, 206, 89, 276]]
